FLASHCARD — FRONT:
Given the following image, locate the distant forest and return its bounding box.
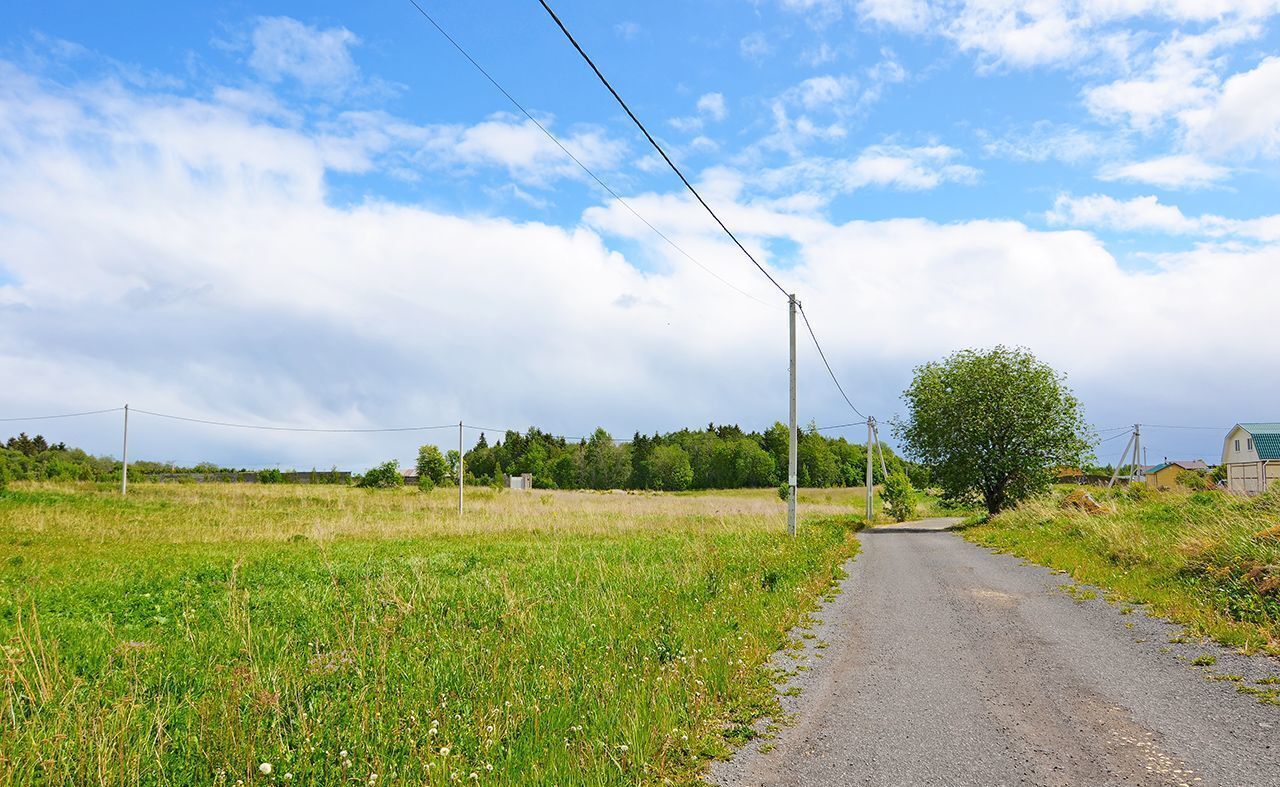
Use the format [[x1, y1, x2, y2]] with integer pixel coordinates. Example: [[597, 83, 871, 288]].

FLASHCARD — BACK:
[[460, 423, 926, 491], [1, 423, 929, 491]]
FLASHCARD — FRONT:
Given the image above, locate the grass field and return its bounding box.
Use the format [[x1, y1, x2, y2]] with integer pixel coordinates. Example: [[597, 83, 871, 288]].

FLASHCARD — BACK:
[[963, 485, 1280, 658], [0, 482, 863, 786]]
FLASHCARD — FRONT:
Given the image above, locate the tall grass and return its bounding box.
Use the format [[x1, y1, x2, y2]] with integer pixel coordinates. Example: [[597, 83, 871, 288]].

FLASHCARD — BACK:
[[964, 485, 1280, 655], [0, 483, 859, 785]]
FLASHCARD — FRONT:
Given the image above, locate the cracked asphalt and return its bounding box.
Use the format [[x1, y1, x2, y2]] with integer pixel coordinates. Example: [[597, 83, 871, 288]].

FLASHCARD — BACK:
[[710, 518, 1280, 787]]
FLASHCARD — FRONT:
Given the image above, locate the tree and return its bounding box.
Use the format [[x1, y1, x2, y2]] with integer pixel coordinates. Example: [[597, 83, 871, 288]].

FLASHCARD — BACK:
[[416, 444, 449, 485], [893, 346, 1092, 514], [650, 445, 693, 491], [357, 460, 404, 489], [581, 428, 630, 490], [881, 470, 917, 522]]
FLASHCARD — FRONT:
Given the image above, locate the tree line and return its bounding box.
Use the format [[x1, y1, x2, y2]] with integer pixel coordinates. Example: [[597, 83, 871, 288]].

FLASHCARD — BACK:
[[456, 422, 925, 491]]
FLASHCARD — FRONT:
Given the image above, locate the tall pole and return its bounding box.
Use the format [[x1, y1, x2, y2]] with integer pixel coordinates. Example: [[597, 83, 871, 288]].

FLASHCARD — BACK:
[[1132, 423, 1142, 482], [787, 294, 798, 537], [458, 421, 464, 515], [121, 403, 129, 496], [865, 417, 875, 522]]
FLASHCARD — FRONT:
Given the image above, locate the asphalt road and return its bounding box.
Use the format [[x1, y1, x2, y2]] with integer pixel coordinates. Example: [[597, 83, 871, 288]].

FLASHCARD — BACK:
[[710, 518, 1280, 787]]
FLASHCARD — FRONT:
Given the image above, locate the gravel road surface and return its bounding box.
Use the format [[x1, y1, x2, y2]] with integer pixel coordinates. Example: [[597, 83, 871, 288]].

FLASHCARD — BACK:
[[710, 518, 1280, 787]]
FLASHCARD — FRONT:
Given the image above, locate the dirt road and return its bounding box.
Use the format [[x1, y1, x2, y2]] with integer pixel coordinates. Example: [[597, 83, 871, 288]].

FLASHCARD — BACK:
[[711, 518, 1280, 787]]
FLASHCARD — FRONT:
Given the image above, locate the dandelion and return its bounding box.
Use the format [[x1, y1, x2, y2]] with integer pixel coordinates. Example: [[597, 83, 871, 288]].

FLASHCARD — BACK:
[[429, 728, 439, 736], [340, 750, 348, 759], [283, 776, 293, 782], [369, 775, 378, 784], [469, 772, 479, 780], [259, 763, 273, 776], [440, 746, 451, 756], [618, 744, 629, 753]]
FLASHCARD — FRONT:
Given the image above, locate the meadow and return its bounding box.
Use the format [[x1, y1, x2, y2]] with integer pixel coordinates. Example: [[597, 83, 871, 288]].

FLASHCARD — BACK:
[[0, 482, 864, 786], [963, 485, 1280, 658]]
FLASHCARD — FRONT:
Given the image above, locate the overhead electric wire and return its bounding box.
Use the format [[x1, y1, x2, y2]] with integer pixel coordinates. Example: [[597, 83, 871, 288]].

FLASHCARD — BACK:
[[131, 408, 456, 434], [815, 421, 868, 432], [0, 407, 124, 422], [1143, 424, 1231, 431], [797, 303, 867, 420], [535, 0, 789, 299], [403, 0, 771, 308]]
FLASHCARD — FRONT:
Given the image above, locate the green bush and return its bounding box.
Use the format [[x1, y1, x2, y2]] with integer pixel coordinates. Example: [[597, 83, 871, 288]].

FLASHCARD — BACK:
[[357, 461, 403, 489], [416, 445, 449, 485], [881, 470, 918, 522], [417, 475, 436, 493], [778, 483, 790, 502], [257, 468, 283, 484]]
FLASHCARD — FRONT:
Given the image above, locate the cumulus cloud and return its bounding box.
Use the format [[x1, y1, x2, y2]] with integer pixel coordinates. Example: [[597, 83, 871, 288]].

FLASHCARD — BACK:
[[696, 92, 728, 122], [247, 16, 361, 95], [3, 56, 1277, 468], [1182, 56, 1280, 159]]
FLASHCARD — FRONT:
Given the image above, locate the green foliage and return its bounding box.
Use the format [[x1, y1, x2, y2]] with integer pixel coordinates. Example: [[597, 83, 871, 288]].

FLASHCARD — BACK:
[[415, 444, 449, 485], [417, 475, 436, 492], [778, 482, 791, 502], [356, 460, 403, 489], [965, 486, 1280, 657], [894, 346, 1092, 514], [581, 428, 631, 490], [881, 471, 918, 522], [257, 468, 283, 484], [1176, 470, 1212, 491], [649, 445, 693, 491]]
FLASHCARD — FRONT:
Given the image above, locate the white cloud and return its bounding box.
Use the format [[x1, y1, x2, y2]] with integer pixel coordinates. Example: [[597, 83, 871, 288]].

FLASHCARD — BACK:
[[788, 75, 860, 110], [857, 0, 932, 31], [757, 144, 980, 195], [1182, 56, 1280, 158], [1047, 192, 1280, 240], [5, 57, 1280, 468], [696, 92, 728, 122], [981, 122, 1124, 163], [247, 16, 360, 94], [1097, 154, 1230, 189], [1047, 193, 1198, 233]]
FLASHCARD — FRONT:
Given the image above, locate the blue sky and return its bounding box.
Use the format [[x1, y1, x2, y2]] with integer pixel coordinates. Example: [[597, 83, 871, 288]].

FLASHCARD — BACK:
[[2, 1, 1279, 469]]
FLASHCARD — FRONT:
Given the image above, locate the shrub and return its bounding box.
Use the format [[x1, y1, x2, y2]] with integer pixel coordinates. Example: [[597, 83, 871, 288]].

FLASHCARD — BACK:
[[258, 468, 284, 484], [357, 461, 403, 489], [417, 475, 436, 493], [1176, 470, 1211, 491], [778, 483, 790, 502], [881, 470, 918, 522]]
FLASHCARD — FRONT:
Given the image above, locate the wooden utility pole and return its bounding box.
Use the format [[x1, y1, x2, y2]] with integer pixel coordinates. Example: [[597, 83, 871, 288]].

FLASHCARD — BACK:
[[788, 294, 798, 537]]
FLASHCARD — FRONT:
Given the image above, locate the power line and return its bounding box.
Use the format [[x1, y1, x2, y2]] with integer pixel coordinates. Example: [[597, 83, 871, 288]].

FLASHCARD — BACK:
[[131, 408, 457, 434], [535, 0, 789, 298], [1143, 424, 1230, 431], [797, 303, 867, 420], [815, 421, 868, 432], [403, 0, 772, 308], [0, 407, 124, 422]]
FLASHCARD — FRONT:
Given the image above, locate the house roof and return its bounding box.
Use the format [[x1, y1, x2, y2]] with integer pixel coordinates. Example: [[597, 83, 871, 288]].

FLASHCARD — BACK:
[[1236, 423, 1280, 460], [1147, 460, 1209, 475]]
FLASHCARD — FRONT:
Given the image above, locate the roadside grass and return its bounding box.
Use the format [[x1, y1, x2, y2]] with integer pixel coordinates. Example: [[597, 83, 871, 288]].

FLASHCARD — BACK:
[[962, 485, 1280, 656], [0, 483, 861, 785]]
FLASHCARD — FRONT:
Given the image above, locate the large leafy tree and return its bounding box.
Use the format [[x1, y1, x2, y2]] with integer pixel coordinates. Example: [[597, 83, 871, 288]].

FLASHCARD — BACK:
[[415, 444, 449, 485], [893, 346, 1092, 514]]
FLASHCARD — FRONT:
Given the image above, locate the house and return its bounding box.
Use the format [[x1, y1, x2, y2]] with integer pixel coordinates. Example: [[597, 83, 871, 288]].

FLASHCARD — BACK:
[[505, 473, 534, 491], [1221, 423, 1280, 495], [1144, 459, 1209, 490]]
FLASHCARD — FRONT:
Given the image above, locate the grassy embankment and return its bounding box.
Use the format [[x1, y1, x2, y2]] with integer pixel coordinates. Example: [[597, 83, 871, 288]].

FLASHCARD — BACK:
[[964, 485, 1280, 661], [0, 483, 862, 785]]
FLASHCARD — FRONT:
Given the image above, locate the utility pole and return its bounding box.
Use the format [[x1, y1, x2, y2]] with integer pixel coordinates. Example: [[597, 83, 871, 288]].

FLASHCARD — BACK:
[[787, 294, 798, 537], [458, 421, 464, 515], [121, 403, 129, 496], [1108, 426, 1136, 488], [865, 416, 875, 522], [1132, 423, 1143, 482]]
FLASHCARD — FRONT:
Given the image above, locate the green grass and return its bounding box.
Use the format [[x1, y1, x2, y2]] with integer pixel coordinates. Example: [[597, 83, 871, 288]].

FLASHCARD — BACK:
[[963, 485, 1280, 655], [0, 482, 860, 785]]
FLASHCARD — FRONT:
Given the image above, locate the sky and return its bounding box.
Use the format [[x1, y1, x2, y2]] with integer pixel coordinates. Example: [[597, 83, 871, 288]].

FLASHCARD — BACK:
[[2, 0, 1279, 471]]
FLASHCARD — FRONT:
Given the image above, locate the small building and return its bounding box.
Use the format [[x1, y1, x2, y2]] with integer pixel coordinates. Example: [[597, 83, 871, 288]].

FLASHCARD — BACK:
[[505, 473, 534, 491], [1144, 459, 1209, 490], [1222, 423, 1280, 495]]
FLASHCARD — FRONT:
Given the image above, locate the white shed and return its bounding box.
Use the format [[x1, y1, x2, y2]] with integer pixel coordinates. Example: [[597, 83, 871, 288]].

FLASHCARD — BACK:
[[1221, 423, 1280, 495]]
